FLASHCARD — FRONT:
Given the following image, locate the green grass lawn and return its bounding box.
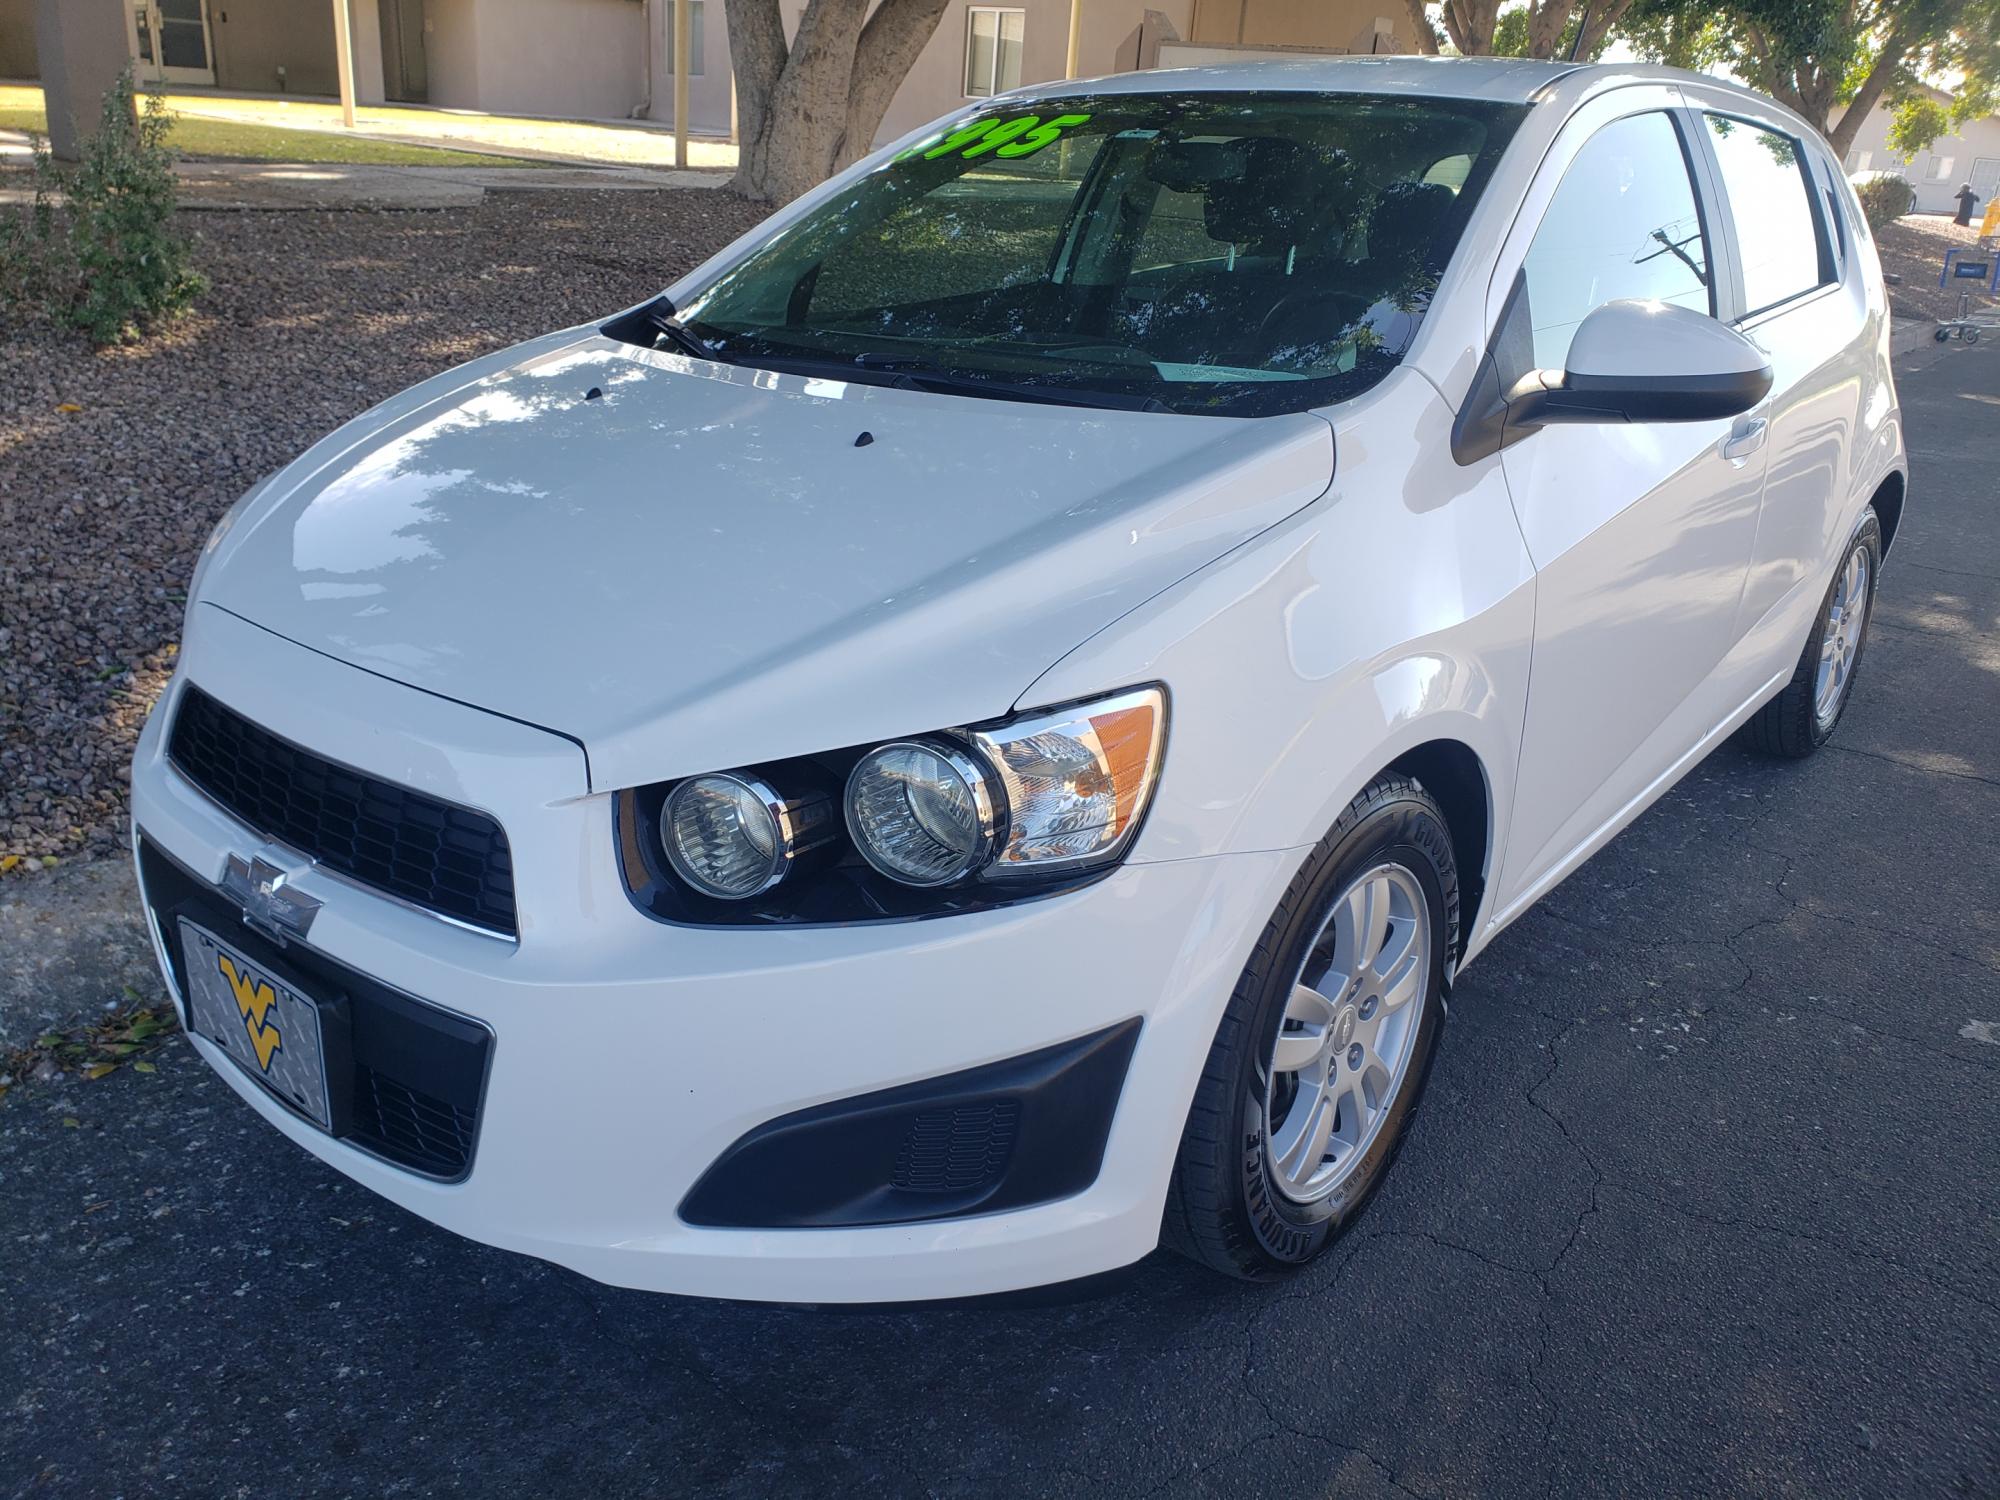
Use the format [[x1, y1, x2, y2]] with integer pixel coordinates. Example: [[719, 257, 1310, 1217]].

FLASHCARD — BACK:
[[0, 102, 543, 168]]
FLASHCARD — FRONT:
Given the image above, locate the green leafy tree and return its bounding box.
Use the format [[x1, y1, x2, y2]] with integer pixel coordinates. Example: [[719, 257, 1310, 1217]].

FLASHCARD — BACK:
[[1, 73, 204, 342], [1698, 0, 2000, 158], [1403, 0, 1637, 58], [64, 78, 205, 342], [1615, 0, 1733, 68]]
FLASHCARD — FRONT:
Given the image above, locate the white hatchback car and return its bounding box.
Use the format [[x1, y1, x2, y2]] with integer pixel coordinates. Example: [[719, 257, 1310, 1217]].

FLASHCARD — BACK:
[[133, 57, 1906, 1302]]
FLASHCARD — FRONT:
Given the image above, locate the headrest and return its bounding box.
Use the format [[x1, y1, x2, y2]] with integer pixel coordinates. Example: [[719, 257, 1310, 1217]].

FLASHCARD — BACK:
[[1360, 180, 1455, 262], [1198, 137, 1357, 257]]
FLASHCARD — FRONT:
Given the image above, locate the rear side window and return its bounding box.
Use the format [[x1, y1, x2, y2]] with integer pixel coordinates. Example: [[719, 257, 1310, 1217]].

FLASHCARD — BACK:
[[1702, 115, 1828, 314], [1520, 111, 1712, 371]]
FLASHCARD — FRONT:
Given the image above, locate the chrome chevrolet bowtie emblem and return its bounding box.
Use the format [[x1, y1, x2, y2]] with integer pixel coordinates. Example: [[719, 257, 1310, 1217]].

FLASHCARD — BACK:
[[221, 853, 321, 944]]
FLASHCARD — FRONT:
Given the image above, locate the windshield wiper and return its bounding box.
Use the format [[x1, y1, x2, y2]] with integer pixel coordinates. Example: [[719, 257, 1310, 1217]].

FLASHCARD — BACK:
[[602, 296, 729, 363], [646, 299, 727, 363], [850, 354, 1174, 414]]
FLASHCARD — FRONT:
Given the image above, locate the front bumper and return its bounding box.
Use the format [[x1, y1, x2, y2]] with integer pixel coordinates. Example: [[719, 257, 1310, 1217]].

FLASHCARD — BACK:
[[132, 609, 1299, 1302]]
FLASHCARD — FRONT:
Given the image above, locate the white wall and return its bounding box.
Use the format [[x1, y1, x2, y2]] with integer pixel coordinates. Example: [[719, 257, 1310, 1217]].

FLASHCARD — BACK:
[[643, 0, 735, 133], [426, 0, 647, 117], [422, 0, 484, 108], [474, 0, 646, 118], [351, 0, 387, 105]]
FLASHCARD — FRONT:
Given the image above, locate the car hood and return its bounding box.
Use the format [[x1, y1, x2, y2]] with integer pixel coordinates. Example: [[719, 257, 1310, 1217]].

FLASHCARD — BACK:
[[204, 334, 1335, 790]]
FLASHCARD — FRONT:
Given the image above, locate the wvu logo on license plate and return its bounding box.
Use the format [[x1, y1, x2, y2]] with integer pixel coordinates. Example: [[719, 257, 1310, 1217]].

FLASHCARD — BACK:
[[219, 955, 283, 1072]]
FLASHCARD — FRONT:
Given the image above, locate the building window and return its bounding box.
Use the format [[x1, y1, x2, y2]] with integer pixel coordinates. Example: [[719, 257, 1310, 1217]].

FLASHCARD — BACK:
[[1925, 154, 1955, 181], [664, 0, 705, 77], [1846, 149, 1871, 172], [964, 7, 1024, 98]]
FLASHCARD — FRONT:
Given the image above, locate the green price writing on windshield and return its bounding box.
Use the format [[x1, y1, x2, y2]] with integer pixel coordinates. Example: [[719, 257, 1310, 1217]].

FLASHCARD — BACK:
[[899, 113, 1093, 163]]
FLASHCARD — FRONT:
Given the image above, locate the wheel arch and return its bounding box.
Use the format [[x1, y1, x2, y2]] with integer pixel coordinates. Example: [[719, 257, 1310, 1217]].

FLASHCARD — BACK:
[[1385, 738, 1492, 963], [1870, 469, 1906, 557]]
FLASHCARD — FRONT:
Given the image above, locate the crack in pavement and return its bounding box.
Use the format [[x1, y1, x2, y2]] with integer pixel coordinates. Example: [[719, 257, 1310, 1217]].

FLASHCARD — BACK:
[[1821, 740, 2000, 792], [1895, 559, 2000, 585]]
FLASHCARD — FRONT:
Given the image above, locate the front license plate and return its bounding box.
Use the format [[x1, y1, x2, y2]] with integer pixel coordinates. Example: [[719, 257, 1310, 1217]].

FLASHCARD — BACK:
[[179, 919, 333, 1129]]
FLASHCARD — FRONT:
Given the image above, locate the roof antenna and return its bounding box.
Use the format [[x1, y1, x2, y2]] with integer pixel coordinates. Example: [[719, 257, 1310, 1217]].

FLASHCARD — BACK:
[[1566, 2, 1594, 60]]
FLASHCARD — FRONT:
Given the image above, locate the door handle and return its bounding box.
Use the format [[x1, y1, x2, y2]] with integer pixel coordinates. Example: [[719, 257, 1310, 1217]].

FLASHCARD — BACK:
[[1721, 417, 1768, 463]]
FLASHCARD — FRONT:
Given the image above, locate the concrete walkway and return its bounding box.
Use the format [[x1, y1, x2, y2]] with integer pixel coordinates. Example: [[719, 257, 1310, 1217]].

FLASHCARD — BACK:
[[0, 130, 728, 208]]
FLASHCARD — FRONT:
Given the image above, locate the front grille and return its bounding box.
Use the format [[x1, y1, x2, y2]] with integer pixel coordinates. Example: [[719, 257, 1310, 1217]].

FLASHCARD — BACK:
[[169, 685, 517, 936], [892, 1101, 1021, 1193], [352, 1065, 479, 1178]]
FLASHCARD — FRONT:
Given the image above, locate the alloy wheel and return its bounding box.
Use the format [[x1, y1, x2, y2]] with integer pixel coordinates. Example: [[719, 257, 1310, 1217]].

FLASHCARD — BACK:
[[1263, 862, 1432, 1204], [1813, 541, 1871, 727]]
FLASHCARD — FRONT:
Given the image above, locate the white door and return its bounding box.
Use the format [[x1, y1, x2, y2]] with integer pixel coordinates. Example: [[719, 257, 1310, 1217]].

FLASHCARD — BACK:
[[1970, 158, 2000, 214], [1698, 113, 1866, 630], [1494, 105, 1769, 903], [129, 0, 217, 87]]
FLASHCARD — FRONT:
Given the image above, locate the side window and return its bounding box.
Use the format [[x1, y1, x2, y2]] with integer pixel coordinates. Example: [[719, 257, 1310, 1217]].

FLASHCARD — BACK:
[[1703, 114, 1829, 315], [1521, 111, 1711, 372]]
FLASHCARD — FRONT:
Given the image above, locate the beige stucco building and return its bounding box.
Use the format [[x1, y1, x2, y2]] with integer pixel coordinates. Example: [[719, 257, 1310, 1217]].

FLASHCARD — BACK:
[[3, 0, 1418, 148]]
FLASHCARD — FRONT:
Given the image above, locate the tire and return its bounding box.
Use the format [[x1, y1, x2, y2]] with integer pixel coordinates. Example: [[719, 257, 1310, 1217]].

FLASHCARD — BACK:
[[1163, 774, 1457, 1281], [1934, 327, 1951, 343], [1968, 327, 1982, 344], [1745, 508, 1882, 759]]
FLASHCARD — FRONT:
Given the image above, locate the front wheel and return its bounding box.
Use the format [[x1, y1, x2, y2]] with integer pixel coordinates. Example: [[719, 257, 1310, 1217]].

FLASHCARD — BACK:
[[1745, 509, 1882, 758], [1164, 774, 1456, 1280]]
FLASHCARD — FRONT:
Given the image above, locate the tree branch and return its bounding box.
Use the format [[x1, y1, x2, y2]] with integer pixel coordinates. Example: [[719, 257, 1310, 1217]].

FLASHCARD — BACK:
[[1576, 0, 1636, 58], [837, 0, 952, 168], [1829, 25, 1913, 156], [1439, 0, 1472, 53], [1403, 0, 1442, 54]]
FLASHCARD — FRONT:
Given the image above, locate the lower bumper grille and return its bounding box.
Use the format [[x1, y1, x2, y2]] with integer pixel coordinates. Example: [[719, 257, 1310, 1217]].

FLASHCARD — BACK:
[[139, 836, 491, 1181], [893, 1101, 1022, 1193], [354, 1065, 480, 1179]]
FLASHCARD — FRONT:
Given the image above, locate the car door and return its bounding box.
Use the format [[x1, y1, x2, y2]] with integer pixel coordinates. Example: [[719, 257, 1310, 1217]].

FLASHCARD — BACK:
[[1490, 98, 1771, 907], [1691, 111, 1866, 632]]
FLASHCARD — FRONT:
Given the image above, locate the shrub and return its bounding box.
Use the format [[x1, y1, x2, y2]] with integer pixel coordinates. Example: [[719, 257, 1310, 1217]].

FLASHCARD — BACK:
[[1849, 171, 1918, 233], [0, 72, 204, 344]]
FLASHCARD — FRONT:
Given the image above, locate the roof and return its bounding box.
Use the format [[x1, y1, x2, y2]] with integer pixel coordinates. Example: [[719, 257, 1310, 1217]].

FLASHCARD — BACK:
[[1056, 56, 1590, 104], [1041, 56, 1751, 107]]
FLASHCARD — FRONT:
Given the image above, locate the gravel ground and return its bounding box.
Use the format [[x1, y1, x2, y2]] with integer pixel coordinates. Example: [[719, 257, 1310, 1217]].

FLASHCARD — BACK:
[[0, 189, 771, 864], [1876, 213, 1992, 324]]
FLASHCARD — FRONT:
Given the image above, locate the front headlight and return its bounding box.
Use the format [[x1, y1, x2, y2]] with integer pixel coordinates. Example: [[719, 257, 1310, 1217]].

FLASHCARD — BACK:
[[845, 741, 1000, 887], [967, 686, 1165, 878], [619, 684, 1167, 922], [663, 772, 834, 899]]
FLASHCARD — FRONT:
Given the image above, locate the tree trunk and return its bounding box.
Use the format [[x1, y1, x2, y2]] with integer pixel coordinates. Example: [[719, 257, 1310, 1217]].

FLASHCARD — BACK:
[[1827, 29, 1910, 158], [836, 0, 954, 171], [727, 0, 953, 203], [1523, 0, 1564, 58], [1401, 0, 1442, 53], [1437, 0, 1502, 55], [1572, 0, 1635, 59]]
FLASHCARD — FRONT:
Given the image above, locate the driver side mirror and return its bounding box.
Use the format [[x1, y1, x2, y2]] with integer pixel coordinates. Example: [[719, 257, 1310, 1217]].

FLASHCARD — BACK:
[[1507, 299, 1773, 428], [1452, 292, 1774, 464]]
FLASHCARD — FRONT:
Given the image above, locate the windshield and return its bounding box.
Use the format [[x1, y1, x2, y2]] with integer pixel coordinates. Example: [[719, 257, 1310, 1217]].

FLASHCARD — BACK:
[[672, 92, 1526, 417]]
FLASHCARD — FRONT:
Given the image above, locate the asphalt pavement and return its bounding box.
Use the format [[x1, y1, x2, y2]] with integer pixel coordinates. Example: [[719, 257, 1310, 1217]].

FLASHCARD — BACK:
[[4, 340, 1996, 1499]]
